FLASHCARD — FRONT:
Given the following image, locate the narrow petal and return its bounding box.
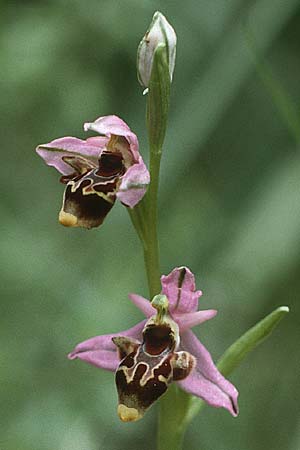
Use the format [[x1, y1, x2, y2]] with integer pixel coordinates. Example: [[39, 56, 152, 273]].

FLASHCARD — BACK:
[[68, 320, 146, 372], [112, 336, 140, 359], [177, 330, 239, 416], [84, 115, 140, 162], [172, 351, 196, 381], [161, 267, 202, 314], [128, 293, 155, 318], [36, 137, 103, 175], [173, 309, 218, 332], [70, 350, 120, 371], [117, 162, 150, 208]]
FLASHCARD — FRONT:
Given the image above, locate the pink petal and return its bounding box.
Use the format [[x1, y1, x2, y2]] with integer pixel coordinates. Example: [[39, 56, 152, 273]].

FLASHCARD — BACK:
[[177, 330, 238, 416], [173, 309, 218, 332], [84, 115, 140, 162], [84, 115, 131, 135], [128, 293, 156, 318], [117, 162, 150, 208], [161, 267, 202, 314], [68, 320, 146, 372], [36, 137, 103, 175], [86, 136, 109, 147]]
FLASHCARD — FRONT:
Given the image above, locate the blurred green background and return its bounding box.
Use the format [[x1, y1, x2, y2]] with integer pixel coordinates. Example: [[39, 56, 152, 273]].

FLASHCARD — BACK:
[[1, 0, 300, 449]]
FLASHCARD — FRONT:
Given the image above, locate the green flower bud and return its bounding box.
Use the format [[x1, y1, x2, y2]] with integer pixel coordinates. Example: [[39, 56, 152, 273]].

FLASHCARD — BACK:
[[137, 11, 176, 88]]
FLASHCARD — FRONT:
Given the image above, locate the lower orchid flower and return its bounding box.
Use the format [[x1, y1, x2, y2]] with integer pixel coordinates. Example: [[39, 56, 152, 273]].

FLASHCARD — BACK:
[[68, 267, 239, 421], [36, 115, 150, 229]]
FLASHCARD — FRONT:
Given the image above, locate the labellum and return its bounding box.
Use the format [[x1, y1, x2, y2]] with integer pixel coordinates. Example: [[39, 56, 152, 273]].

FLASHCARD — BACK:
[[59, 150, 125, 229], [113, 296, 195, 422]]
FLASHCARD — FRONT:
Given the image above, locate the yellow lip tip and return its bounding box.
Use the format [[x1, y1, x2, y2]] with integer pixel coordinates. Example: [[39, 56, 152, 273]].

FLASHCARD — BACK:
[[117, 404, 142, 422], [58, 211, 78, 227]]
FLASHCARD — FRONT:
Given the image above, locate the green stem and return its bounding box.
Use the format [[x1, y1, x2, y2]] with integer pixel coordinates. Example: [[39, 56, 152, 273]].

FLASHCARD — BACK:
[[157, 385, 193, 450], [130, 190, 187, 448], [143, 149, 162, 297], [144, 149, 191, 450], [129, 41, 173, 449], [128, 116, 186, 450], [141, 42, 170, 298], [127, 147, 162, 298]]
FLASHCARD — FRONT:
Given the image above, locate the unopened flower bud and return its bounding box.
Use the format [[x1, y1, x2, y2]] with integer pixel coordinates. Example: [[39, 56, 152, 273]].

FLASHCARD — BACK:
[[137, 11, 176, 88]]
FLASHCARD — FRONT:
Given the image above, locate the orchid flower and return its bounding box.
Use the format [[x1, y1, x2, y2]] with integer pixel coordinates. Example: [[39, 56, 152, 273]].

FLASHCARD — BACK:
[[36, 115, 150, 229], [68, 267, 239, 422]]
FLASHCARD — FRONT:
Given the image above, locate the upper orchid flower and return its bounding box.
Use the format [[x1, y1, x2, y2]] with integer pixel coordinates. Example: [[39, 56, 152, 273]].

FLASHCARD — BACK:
[[68, 267, 239, 422], [36, 115, 150, 229]]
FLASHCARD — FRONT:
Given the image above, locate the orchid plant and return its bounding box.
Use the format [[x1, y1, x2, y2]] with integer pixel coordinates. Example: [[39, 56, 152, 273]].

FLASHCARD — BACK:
[[36, 11, 289, 450]]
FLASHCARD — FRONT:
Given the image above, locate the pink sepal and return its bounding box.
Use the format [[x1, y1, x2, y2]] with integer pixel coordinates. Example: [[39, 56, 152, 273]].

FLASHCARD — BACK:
[[68, 320, 146, 372], [177, 330, 239, 416]]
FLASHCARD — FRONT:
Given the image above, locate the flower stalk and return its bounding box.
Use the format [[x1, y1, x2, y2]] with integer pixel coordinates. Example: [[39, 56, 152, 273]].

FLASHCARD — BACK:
[[157, 385, 193, 450], [129, 43, 171, 298], [136, 16, 193, 449], [133, 25, 194, 450]]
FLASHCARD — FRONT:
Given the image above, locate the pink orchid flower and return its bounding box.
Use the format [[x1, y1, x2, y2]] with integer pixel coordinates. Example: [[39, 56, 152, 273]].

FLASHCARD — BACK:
[[68, 267, 239, 422], [36, 115, 150, 229]]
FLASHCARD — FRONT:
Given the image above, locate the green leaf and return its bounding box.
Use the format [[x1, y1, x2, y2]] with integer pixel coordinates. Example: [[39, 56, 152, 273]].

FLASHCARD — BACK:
[[217, 306, 289, 376], [157, 307, 289, 449], [186, 306, 289, 422]]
